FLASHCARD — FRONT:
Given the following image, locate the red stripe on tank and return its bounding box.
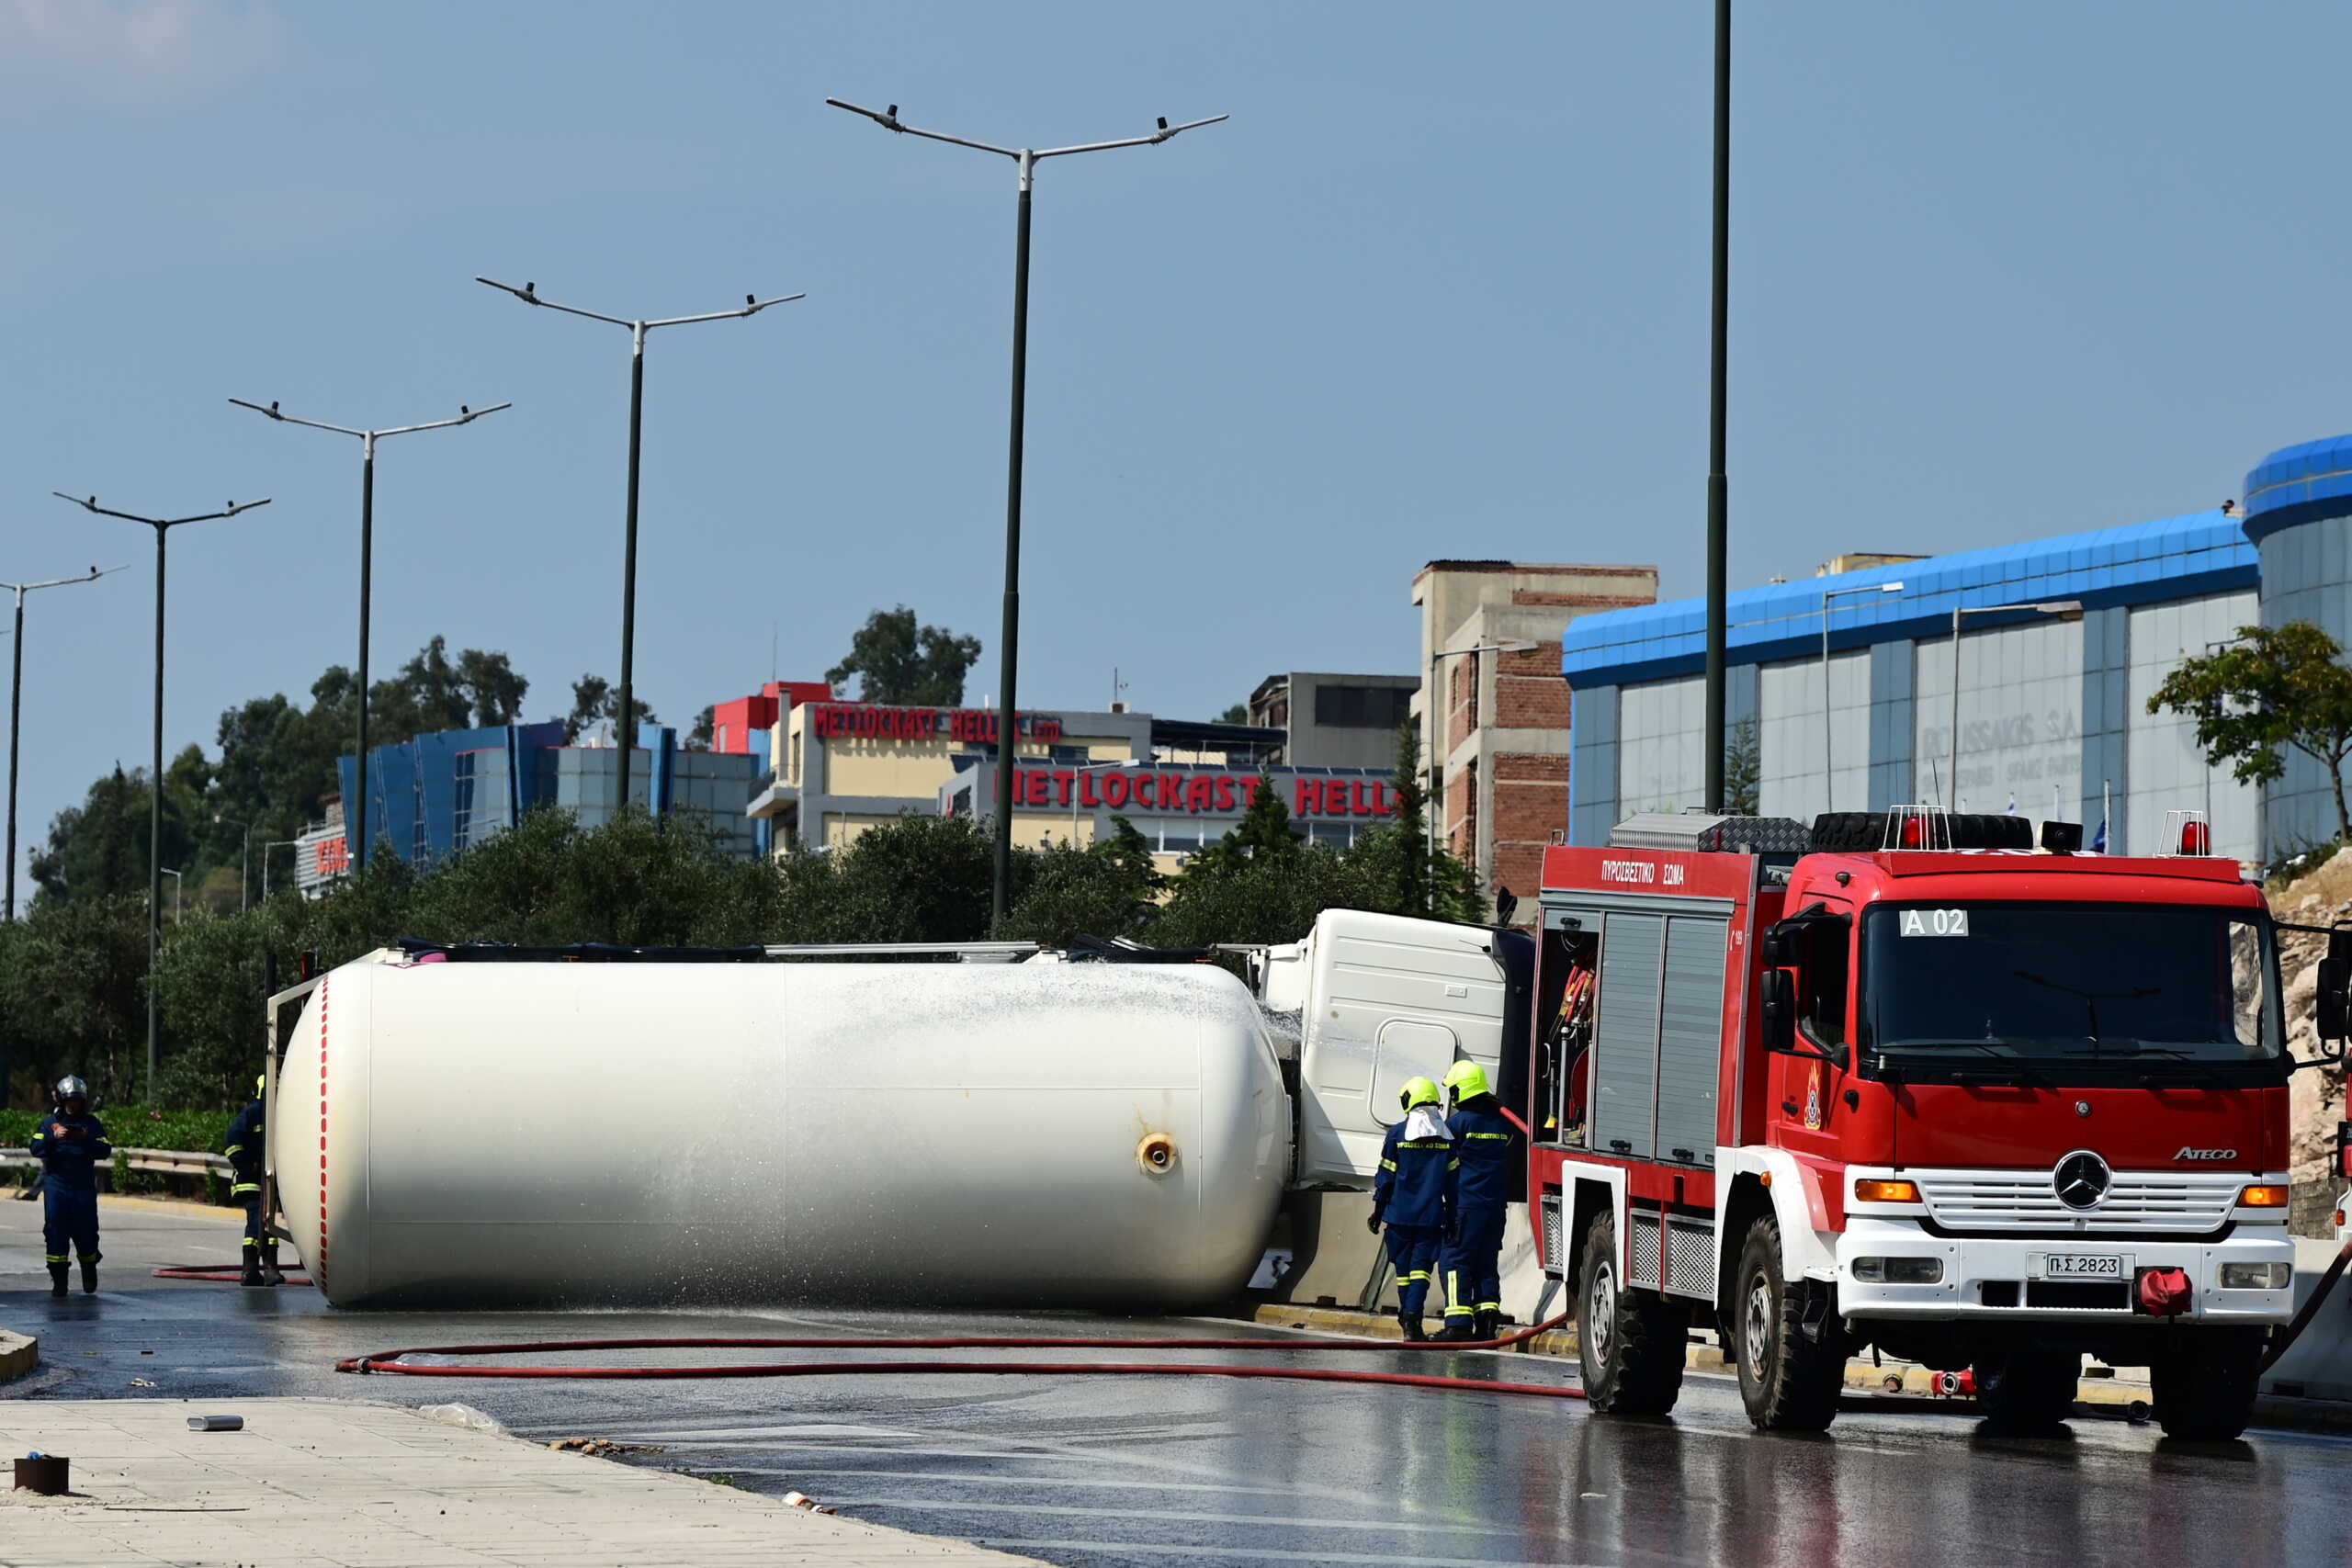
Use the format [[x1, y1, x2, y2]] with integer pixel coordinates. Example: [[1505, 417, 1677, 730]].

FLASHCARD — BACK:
[[315, 977, 330, 1287]]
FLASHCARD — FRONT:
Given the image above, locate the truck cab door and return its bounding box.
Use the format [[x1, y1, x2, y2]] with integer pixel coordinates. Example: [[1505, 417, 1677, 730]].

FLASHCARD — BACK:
[[1766, 899, 1854, 1159]]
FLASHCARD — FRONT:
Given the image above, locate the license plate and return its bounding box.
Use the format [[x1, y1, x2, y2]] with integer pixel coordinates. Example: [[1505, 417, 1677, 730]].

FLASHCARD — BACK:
[[2037, 1253, 2123, 1280]]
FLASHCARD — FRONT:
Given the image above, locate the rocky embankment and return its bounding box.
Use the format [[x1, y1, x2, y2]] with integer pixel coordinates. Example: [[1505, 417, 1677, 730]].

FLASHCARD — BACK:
[[2272, 847, 2352, 1234]]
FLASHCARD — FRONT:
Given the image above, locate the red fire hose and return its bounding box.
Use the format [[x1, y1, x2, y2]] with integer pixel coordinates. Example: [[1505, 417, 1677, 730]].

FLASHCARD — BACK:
[[153, 1264, 314, 1287], [334, 1310, 1582, 1393]]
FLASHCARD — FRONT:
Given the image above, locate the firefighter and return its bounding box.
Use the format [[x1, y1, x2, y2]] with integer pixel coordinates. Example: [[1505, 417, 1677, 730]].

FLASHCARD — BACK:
[[1368, 1075, 1454, 1342], [1437, 1059, 1516, 1343], [224, 1076, 276, 1286], [28, 1076, 110, 1297]]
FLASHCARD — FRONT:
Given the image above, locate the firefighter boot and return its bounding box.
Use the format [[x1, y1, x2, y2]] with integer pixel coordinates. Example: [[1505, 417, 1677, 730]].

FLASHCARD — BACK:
[[48, 1263, 68, 1298], [1396, 1310, 1428, 1343], [240, 1250, 265, 1287], [80, 1257, 98, 1294], [1435, 1315, 1477, 1343], [260, 1243, 285, 1287], [1474, 1308, 1501, 1343]]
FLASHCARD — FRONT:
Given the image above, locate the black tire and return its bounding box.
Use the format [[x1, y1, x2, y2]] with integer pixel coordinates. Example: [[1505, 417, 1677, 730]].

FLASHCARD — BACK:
[[1975, 1349, 2081, 1430], [1576, 1210, 1687, 1416], [2151, 1331, 2265, 1441], [1732, 1215, 1845, 1431]]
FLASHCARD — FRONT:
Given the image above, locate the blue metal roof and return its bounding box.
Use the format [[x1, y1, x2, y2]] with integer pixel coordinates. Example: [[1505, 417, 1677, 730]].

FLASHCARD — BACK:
[[2243, 432, 2352, 544], [1561, 509, 2257, 686]]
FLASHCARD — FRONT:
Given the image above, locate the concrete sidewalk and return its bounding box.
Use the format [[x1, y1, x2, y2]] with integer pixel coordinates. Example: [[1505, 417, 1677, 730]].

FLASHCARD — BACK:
[[0, 1397, 1044, 1567]]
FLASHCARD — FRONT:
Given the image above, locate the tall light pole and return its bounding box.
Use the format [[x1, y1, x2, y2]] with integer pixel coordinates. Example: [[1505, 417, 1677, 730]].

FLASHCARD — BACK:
[[261, 838, 298, 904], [53, 491, 272, 1100], [1702, 0, 1733, 811], [1817, 581, 1903, 815], [1944, 600, 2083, 811], [229, 398, 510, 870], [475, 278, 799, 818], [825, 97, 1228, 921], [1424, 639, 1538, 878], [214, 812, 253, 912], [4, 564, 124, 919]]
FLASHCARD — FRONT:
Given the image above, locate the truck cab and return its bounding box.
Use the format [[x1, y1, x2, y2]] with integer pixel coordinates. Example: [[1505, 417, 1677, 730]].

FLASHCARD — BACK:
[[1532, 807, 2344, 1438]]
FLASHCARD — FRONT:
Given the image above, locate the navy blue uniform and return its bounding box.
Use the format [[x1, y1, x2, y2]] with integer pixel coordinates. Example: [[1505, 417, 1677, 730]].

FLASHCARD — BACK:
[[225, 1100, 266, 1256], [29, 1110, 109, 1269], [1440, 1100, 1516, 1325], [1373, 1118, 1455, 1317]]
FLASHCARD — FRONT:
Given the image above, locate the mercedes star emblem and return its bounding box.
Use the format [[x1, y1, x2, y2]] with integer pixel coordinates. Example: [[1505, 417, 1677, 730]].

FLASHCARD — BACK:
[[2052, 1150, 2111, 1211], [2075, 1100, 2091, 1118]]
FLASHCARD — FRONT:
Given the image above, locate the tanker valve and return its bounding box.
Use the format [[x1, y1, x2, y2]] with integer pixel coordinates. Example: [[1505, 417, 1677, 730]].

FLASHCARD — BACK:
[[1136, 1133, 1178, 1175]]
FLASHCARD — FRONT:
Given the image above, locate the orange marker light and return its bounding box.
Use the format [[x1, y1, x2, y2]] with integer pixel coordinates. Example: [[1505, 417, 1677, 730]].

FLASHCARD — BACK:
[[1854, 1179, 1921, 1203], [2238, 1184, 2290, 1208]]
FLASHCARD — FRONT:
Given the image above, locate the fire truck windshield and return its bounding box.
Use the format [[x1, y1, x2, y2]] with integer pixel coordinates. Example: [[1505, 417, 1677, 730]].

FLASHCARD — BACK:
[[1859, 903, 2285, 1076]]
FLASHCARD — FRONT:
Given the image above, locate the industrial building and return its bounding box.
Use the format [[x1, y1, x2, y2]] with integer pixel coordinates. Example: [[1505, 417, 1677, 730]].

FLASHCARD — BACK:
[[1413, 560, 1662, 905], [298, 721, 767, 891], [1558, 429, 2352, 864]]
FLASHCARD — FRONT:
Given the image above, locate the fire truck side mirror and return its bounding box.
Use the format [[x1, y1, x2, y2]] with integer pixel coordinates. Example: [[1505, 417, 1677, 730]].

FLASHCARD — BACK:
[[1759, 966, 1797, 1053], [2337, 1119, 2352, 1182], [2318, 954, 2351, 1046]]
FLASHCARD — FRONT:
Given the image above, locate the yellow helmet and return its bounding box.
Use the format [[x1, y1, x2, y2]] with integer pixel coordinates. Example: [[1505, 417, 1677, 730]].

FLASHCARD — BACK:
[[1442, 1060, 1491, 1102], [1398, 1076, 1441, 1112]]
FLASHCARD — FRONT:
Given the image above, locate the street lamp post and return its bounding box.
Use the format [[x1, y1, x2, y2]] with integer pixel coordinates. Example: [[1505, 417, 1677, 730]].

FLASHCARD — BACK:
[[261, 839, 298, 905], [475, 278, 799, 819], [4, 564, 124, 919], [53, 491, 272, 1100], [1944, 599, 2084, 811], [1702, 0, 1733, 811], [1817, 581, 1904, 815], [161, 866, 183, 924], [1424, 639, 1539, 882], [229, 398, 510, 871], [825, 97, 1227, 922], [214, 813, 253, 912]]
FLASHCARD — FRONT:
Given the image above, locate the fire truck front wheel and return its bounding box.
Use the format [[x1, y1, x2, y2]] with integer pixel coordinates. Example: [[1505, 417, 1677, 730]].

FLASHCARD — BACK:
[[1577, 1210, 1687, 1416], [2150, 1329, 2265, 1442], [1734, 1215, 1845, 1432]]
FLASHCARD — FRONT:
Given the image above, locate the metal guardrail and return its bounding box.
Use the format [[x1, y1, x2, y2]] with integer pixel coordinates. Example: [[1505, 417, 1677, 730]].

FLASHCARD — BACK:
[[0, 1146, 231, 1179]]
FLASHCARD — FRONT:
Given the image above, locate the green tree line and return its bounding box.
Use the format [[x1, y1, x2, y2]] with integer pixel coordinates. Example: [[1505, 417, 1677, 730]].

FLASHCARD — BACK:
[[2, 723, 1482, 1113]]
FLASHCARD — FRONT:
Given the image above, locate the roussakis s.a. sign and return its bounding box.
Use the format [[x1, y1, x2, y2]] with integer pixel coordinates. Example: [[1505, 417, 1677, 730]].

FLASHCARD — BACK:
[[811, 705, 1063, 744], [1011, 768, 1394, 819]]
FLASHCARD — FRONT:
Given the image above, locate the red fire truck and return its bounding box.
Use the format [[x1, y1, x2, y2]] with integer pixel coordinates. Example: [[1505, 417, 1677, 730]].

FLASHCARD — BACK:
[[1530, 807, 2348, 1438]]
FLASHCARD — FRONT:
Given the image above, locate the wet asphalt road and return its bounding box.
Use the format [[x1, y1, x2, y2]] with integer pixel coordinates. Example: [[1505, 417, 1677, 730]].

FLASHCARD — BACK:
[[6, 1198, 2352, 1567]]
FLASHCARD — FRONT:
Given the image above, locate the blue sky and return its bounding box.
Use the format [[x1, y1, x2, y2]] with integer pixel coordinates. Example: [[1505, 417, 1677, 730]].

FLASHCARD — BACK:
[[3, 0, 2346, 899]]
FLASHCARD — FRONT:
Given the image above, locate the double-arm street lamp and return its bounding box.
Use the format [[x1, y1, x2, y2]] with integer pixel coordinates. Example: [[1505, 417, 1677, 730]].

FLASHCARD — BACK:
[[825, 97, 1227, 921], [4, 563, 124, 919], [1818, 581, 1903, 813], [53, 491, 272, 1099], [475, 277, 800, 815], [229, 398, 510, 870], [1944, 599, 2084, 811]]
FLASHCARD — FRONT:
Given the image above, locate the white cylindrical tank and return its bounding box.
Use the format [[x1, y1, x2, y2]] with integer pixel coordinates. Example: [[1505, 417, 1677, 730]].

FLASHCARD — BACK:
[[273, 952, 1291, 1309]]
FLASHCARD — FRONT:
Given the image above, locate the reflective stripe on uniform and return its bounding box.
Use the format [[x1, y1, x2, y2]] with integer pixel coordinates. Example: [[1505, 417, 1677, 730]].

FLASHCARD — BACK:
[[231, 1183, 261, 1196], [1464, 1132, 1510, 1140], [1476, 1301, 1501, 1311], [45, 1253, 67, 1263], [1378, 1158, 1397, 1172], [1400, 1140, 1450, 1150], [223, 1144, 244, 1156]]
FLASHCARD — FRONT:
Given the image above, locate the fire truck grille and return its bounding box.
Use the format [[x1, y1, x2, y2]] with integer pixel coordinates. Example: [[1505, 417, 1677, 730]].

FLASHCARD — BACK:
[[1915, 1170, 2245, 1234]]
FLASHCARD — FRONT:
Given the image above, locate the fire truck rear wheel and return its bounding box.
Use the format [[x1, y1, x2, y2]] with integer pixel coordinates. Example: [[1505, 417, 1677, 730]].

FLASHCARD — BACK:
[[1734, 1215, 1844, 1432], [1974, 1349, 2080, 1430], [2150, 1330, 2264, 1441], [1576, 1210, 1686, 1416]]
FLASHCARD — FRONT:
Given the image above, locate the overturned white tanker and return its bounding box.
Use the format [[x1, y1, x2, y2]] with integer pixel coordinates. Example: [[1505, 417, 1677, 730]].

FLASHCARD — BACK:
[[269, 947, 1291, 1308]]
